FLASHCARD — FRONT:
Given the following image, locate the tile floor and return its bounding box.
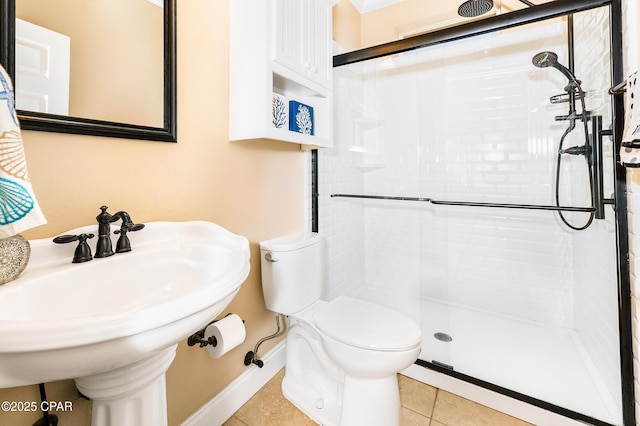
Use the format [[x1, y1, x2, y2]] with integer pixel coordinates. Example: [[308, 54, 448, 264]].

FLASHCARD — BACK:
[[224, 369, 533, 426]]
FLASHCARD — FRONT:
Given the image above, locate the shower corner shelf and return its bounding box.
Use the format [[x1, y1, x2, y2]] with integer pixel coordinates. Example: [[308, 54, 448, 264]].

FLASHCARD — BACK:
[[228, 0, 334, 149], [347, 144, 374, 153], [354, 163, 386, 171], [354, 118, 383, 126]]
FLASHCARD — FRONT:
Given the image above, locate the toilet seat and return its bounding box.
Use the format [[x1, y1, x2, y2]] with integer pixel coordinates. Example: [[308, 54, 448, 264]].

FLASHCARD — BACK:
[[313, 296, 421, 352]]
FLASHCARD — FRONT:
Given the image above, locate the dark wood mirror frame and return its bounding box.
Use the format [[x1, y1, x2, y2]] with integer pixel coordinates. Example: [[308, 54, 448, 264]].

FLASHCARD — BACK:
[[0, 0, 176, 142]]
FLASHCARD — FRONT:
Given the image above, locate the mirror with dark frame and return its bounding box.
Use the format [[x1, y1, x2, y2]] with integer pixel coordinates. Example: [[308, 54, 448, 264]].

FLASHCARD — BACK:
[[0, 0, 176, 142]]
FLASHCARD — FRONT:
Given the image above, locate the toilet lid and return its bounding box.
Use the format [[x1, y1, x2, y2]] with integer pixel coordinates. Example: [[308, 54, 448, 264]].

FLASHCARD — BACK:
[[313, 296, 422, 351]]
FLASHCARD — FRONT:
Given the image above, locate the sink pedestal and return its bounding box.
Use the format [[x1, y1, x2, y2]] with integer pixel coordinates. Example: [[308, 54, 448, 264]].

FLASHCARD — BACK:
[[75, 344, 178, 426]]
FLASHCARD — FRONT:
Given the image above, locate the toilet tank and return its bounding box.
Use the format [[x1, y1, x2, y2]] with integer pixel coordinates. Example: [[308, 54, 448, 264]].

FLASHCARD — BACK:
[[260, 232, 323, 315]]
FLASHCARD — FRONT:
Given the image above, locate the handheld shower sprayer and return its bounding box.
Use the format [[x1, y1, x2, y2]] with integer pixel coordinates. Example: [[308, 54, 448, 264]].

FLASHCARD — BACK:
[[531, 51, 580, 86], [532, 50, 594, 230], [532, 50, 585, 126]]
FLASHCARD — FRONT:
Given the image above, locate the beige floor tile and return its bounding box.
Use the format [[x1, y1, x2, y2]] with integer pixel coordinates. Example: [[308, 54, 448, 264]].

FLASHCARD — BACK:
[[233, 370, 315, 426], [432, 391, 533, 426], [399, 374, 438, 418], [400, 406, 431, 426], [223, 416, 249, 426], [229, 369, 537, 426]]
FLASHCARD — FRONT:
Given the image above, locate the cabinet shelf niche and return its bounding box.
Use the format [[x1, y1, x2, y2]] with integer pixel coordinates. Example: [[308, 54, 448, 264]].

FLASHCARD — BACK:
[[228, 0, 333, 149]]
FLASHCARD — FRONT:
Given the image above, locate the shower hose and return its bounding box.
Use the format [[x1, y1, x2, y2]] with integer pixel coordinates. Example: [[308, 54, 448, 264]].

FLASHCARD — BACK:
[[554, 80, 595, 231]]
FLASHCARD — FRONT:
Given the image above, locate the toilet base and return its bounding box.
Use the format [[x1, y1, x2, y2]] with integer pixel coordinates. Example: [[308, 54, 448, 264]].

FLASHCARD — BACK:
[[283, 371, 402, 426], [340, 374, 400, 426], [282, 323, 342, 425], [282, 372, 342, 426], [281, 321, 403, 425]]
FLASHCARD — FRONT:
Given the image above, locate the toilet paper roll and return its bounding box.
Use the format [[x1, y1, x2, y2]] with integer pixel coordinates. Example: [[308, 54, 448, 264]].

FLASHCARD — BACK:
[[204, 314, 246, 358]]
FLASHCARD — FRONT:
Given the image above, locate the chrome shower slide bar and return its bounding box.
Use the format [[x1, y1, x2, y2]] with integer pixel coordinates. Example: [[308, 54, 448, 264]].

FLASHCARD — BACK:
[[330, 193, 596, 213]]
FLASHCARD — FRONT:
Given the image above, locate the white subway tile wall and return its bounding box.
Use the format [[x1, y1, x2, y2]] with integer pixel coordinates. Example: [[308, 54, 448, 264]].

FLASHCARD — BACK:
[[572, 6, 622, 419], [319, 63, 368, 302]]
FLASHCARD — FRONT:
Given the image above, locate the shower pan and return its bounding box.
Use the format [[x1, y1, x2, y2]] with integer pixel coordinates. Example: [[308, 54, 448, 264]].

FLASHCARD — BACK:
[[317, 1, 630, 425]]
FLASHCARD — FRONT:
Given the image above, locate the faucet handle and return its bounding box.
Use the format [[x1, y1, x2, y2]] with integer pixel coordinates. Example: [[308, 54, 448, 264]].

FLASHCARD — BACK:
[[53, 234, 82, 244], [53, 233, 95, 263], [113, 223, 144, 253], [115, 223, 145, 233]]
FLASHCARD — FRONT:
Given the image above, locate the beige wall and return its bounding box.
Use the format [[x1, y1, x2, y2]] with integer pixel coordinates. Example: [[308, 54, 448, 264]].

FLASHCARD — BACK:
[[359, 0, 453, 47], [0, 1, 303, 425], [333, 0, 361, 52]]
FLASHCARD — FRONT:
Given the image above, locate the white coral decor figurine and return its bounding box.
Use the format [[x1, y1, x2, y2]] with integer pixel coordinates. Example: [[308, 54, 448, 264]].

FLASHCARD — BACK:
[[296, 105, 313, 135], [272, 94, 287, 128]]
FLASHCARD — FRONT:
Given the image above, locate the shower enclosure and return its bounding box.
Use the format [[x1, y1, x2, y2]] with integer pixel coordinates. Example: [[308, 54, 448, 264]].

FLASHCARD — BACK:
[[316, 1, 631, 425]]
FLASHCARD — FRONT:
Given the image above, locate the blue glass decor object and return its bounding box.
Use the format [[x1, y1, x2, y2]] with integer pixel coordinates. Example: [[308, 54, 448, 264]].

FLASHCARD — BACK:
[[272, 93, 289, 129], [289, 100, 314, 135]]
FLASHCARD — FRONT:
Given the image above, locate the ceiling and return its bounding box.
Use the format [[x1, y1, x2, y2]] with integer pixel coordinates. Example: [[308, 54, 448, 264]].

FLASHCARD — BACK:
[[348, 0, 405, 14]]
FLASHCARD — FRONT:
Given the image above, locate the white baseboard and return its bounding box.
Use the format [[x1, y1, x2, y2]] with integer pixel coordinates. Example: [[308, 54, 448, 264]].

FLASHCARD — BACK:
[[180, 341, 286, 426]]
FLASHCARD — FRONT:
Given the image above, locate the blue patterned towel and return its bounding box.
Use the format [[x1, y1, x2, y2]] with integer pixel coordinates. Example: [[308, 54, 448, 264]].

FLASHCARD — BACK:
[[0, 64, 46, 237]]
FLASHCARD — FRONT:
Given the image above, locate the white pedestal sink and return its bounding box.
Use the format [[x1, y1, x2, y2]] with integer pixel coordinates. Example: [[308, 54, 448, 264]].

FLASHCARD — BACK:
[[0, 221, 250, 426]]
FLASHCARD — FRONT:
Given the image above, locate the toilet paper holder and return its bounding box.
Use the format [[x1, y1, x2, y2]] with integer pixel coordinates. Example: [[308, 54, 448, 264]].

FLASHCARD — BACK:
[[187, 313, 244, 348]]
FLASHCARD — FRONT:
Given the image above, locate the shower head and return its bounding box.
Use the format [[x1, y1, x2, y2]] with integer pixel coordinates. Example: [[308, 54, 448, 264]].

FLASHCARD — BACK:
[[531, 51, 558, 68], [531, 51, 578, 83], [458, 0, 494, 17]]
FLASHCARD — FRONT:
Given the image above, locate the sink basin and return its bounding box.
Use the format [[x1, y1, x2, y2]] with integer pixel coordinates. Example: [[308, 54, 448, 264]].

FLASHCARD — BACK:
[[0, 221, 250, 425]]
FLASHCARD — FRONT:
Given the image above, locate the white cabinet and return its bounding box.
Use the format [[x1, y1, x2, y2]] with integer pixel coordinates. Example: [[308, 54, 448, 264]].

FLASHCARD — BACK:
[[272, 0, 333, 90], [229, 0, 333, 148]]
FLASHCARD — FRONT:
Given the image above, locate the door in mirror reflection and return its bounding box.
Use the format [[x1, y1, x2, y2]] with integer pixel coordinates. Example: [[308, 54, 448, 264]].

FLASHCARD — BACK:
[[15, 18, 70, 115]]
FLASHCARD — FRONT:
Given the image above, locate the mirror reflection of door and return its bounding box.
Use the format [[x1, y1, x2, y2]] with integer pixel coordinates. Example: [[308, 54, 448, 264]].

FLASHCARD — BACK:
[[15, 18, 71, 115], [15, 0, 164, 127]]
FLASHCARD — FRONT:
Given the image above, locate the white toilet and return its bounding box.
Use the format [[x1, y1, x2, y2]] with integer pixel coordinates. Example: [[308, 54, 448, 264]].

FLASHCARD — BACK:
[[260, 232, 422, 426]]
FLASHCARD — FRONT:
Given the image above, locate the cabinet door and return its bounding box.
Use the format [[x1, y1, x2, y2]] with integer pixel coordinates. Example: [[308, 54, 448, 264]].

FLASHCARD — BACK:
[[272, 0, 308, 78], [306, 0, 332, 89], [272, 0, 332, 89]]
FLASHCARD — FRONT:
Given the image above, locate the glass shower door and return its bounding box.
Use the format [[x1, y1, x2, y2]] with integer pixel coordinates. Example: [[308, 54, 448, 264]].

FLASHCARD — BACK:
[[412, 9, 621, 425], [323, 4, 623, 425]]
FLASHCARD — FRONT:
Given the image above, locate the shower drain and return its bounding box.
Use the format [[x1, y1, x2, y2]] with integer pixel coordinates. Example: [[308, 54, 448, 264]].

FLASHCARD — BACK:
[[434, 332, 453, 342]]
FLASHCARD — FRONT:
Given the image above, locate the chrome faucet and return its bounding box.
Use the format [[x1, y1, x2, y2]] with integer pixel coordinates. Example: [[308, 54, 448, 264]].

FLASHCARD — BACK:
[[95, 206, 145, 257]]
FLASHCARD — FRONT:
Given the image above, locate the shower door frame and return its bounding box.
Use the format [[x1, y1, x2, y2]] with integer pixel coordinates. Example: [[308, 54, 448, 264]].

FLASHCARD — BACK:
[[315, 0, 633, 424]]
